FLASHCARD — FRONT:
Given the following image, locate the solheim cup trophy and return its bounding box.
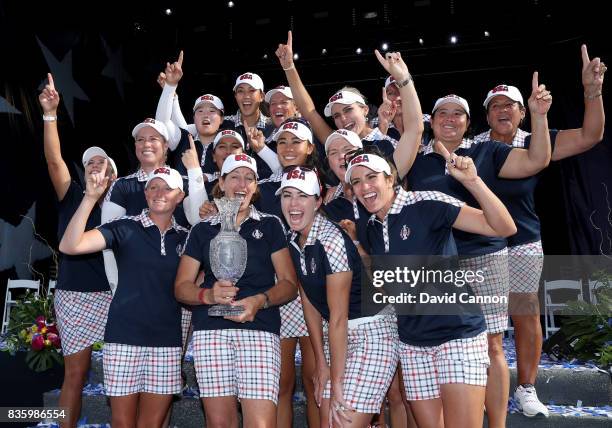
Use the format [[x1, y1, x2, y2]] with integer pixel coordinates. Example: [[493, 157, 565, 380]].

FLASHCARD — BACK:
[[208, 197, 248, 317]]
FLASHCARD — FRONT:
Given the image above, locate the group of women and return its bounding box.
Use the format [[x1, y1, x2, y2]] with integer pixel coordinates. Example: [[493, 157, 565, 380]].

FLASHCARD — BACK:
[[44, 29, 605, 428]]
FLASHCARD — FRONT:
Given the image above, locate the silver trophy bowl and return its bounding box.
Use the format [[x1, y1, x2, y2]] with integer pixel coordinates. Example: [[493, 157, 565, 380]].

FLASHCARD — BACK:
[[208, 197, 248, 317]]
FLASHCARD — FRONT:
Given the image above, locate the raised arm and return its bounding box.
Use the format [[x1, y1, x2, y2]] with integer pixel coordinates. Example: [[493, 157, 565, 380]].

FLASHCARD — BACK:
[[436, 143, 516, 237], [155, 51, 184, 150], [276, 31, 334, 142], [157, 70, 189, 130], [499, 72, 552, 178], [374, 50, 424, 179], [182, 134, 208, 225], [552, 44, 605, 160], [40, 73, 71, 200], [59, 161, 110, 255]]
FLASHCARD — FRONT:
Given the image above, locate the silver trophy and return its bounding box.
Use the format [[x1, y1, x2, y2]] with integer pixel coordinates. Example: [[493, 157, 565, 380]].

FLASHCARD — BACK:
[[208, 197, 248, 317]]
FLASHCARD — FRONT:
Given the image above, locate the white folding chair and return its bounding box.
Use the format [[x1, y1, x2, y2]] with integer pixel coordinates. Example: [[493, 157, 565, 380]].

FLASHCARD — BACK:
[[47, 280, 57, 295], [2, 279, 41, 334], [543, 279, 584, 338]]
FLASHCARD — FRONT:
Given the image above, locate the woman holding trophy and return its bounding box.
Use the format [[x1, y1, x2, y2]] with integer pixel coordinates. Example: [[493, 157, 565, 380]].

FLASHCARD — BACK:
[[174, 153, 298, 427]]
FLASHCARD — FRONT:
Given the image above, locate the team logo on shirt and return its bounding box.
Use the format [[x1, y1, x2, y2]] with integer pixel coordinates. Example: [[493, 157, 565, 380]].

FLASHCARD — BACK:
[[400, 225, 410, 240], [176, 243, 184, 256], [310, 257, 317, 274], [252, 229, 263, 239]]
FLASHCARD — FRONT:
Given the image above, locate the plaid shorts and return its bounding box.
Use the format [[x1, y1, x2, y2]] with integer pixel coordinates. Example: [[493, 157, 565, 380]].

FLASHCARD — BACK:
[[508, 241, 544, 293], [279, 295, 308, 339], [54, 290, 112, 356], [322, 317, 399, 413], [103, 343, 182, 396], [180, 306, 192, 348], [192, 329, 281, 403], [459, 248, 509, 334], [400, 332, 489, 401]]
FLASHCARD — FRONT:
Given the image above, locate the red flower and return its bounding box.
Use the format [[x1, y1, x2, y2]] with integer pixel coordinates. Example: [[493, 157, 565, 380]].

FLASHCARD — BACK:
[[46, 324, 58, 335], [47, 333, 61, 349], [35, 316, 46, 329], [31, 334, 45, 351]]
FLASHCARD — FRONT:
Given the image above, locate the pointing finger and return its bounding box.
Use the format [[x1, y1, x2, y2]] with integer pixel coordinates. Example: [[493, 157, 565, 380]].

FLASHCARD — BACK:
[[287, 30, 293, 48], [581, 44, 590, 69], [188, 133, 196, 151], [532, 71, 539, 92], [47, 73, 55, 90], [382, 86, 389, 103], [435, 141, 452, 162], [177, 50, 184, 66], [374, 49, 385, 66]]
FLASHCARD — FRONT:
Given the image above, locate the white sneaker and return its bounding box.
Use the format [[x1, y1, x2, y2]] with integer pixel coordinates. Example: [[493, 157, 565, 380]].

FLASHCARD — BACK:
[[514, 385, 550, 417]]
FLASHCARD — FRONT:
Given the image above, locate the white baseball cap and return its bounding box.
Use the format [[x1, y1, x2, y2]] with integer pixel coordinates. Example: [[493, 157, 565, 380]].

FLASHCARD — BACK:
[[275, 167, 321, 196], [384, 75, 397, 89], [324, 129, 363, 153], [131, 118, 170, 141], [192, 94, 225, 113], [212, 129, 245, 150], [265, 85, 293, 103], [233, 72, 264, 92], [81, 146, 118, 176], [483, 84, 524, 108], [344, 152, 391, 183], [432, 94, 471, 117], [273, 120, 313, 143], [324, 90, 367, 117], [220, 153, 258, 178], [145, 167, 184, 191]]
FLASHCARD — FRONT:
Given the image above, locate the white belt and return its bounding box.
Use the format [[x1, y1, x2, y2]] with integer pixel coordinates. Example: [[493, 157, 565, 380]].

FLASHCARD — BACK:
[[348, 314, 385, 329]]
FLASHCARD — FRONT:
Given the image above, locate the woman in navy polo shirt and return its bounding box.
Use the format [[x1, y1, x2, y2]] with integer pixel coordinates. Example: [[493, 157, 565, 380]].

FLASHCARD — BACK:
[[60, 166, 189, 428], [174, 154, 298, 427], [39, 74, 117, 428], [471, 45, 605, 417], [279, 166, 399, 427], [345, 148, 516, 428], [253, 117, 322, 428], [405, 74, 552, 427]]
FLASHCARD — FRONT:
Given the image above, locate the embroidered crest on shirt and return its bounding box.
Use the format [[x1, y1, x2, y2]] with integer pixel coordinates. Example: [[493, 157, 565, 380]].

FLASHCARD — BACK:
[[176, 243, 184, 256], [400, 225, 410, 240], [310, 257, 317, 274], [252, 229, 264, 239]]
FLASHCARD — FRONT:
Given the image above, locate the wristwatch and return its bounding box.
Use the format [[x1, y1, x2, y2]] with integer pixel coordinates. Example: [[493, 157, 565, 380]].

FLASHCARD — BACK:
[[262, 292, 271, 309]]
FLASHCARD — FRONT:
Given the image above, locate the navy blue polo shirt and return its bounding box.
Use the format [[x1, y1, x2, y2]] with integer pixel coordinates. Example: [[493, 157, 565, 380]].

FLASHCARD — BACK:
[[169, 128, 205, 177], [105, 168, 190, 228], [288, 214, 362, 321], [255, 171, 283, 220], [183, 206, 288, 335], [362, 128, 397, 158], [322, 186, 369, 225], [363, 188, 485, 346], [474, 129, 558, 247], [56, 181, 110, 292], [97, 210, 189, 347], [407, 139, 513, 256]]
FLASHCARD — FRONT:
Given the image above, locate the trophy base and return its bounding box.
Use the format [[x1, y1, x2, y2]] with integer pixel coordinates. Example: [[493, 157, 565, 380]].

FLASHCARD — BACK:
[[208, 304, 245, 317]]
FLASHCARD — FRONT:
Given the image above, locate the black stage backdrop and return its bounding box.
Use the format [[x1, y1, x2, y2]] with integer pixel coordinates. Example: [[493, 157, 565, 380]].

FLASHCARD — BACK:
[[0, 1, 610, 294]]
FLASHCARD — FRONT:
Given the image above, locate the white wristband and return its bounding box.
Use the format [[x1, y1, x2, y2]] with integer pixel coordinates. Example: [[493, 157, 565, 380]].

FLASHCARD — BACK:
[[43, 115, 57, 122]]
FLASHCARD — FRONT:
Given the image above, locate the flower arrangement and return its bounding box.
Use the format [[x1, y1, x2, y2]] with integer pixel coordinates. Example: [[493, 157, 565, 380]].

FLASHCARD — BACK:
[[2, 291, 63, 372]]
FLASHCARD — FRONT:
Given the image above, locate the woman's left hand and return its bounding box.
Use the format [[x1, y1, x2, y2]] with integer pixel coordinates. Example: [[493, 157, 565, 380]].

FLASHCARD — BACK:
[[224, 294, 264, 323], [338, 219, 358, 242], [243, 120, 265, 153], [581, 44, 605, 92]]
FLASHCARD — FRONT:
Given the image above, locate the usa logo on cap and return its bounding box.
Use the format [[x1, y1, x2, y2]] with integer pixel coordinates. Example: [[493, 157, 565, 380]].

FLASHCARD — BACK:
[[239, 73, 253, 80], [329, 92, 343, 103], [234, 154, 252, 163], [282, 122, 299, 131], [153, 167, 171, 175]]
